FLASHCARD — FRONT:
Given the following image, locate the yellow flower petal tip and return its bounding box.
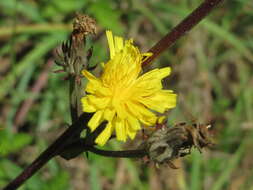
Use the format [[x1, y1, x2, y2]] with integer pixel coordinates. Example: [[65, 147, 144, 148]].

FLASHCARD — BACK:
[[82, 30, 177, 146], [157, 116, 166, 124]]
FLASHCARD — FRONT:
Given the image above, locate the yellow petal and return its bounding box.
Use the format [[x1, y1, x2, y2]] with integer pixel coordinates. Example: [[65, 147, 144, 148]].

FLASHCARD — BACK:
[[141, 52, 153, 62], [106, 30, 115, 59], [157, 116, 166, 124], [113, 103, 128, 119], [103, 108, 116, 121], [135, 67, 171, 89], [81, 97, 96, 112], [163, 91, 177, 109], [88, 110, 103, 131], [115, 117, 126, 141], [126, 101, 157, 126], [88, 95, 110, 110], [82, 70, 97, 80], [142, 67, 171, 80], [138, 91, 177, 113], [114, 36, 123, 52], [95, 122, 113, 146], [82, 70, 107, 95], [85, 80, 111, 97], [125, 120, 137, 139], [127, 114, 141, 130], [158, 67, 171, 78]]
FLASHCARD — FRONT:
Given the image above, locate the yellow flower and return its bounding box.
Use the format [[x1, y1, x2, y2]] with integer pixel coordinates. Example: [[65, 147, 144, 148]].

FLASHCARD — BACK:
[[81, 30, 177, 146]]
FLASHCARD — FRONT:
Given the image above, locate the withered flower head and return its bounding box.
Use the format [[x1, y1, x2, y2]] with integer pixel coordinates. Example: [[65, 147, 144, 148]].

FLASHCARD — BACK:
[[144, 122, 213, 166], [73, 13, 97, 35]]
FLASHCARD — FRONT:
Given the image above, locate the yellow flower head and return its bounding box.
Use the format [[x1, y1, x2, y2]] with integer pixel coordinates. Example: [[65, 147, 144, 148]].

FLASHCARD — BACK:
[[81, 30, 177, 146]]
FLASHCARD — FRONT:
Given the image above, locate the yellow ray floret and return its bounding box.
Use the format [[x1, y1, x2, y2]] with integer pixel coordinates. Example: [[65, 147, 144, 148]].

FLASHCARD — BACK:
[[81, 30, 177, 146]]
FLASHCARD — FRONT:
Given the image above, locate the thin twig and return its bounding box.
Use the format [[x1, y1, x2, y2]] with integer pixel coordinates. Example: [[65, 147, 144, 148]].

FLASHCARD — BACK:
[[142, 0, 224, 67]]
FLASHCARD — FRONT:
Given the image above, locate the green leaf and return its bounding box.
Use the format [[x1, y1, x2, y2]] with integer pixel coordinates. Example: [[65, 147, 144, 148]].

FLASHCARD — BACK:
[[90, 164, 102, 190], [0, 33, 67, 101]]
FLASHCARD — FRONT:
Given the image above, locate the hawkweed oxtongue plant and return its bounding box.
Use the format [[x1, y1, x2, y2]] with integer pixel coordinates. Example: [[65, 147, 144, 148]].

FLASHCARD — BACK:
[[3, 0, 223, 189]]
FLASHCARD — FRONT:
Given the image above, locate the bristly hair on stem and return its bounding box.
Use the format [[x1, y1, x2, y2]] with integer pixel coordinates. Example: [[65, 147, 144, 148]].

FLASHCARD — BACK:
[[3, 1, 223, 189]]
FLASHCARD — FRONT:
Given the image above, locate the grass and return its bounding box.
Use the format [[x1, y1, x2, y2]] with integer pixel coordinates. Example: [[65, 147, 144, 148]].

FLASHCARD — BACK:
[[0, 0, 253, 189]]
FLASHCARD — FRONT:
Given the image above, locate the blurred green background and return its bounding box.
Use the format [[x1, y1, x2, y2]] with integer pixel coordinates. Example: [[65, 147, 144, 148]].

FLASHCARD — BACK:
[[0, 0, 253, 189]]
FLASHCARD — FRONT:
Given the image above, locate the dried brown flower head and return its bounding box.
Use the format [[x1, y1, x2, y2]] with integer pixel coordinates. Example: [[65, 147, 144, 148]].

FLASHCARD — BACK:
[[144, 122, 213, 168]]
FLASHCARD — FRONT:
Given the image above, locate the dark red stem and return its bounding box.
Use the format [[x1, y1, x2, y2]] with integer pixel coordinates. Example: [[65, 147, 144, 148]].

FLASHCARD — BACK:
[[142, 0, 224, 67]]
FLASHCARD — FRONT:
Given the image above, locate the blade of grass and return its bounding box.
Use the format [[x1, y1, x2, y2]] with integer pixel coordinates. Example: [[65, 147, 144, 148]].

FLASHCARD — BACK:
[[210, 139, 247, 190], [0, 0, 44, 22], [152, 3, 253, 63], [111, 141, 145, 190], [0, 33, 67, 101], [37, 90, 53, 131], [133, 1, 167, 34], [6, 64, 37, 129], [0, 35, 28, 56], [0, 24, 71, 37], [89, 164, 102, 190], [190, 150, 202, 190]]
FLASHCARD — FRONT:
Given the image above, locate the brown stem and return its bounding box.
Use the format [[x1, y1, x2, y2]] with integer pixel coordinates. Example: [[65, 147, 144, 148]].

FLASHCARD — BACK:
[[142, 0, 224, 67]]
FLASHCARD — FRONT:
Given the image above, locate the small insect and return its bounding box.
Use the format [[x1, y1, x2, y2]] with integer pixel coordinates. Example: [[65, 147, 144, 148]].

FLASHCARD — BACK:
[[143, 120, 213, 168]]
